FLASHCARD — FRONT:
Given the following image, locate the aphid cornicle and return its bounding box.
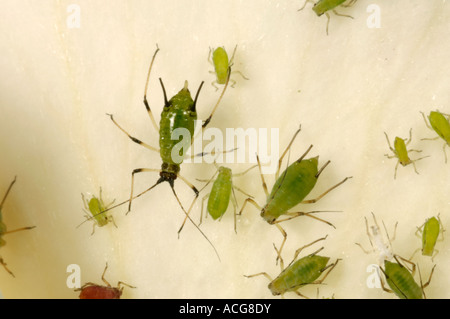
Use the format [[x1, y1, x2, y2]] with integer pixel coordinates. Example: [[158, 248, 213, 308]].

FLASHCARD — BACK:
[[81, 188, 116, 235], [196, 163, 256, 233], [77, 263, 134, 299], [384, 129, 429, 179], [239, 127, 351, 260], [380, 255, 435, 299], [209, 45, 248, 90], [410, 215, 444, 261], [421, 110, 450, 162], [0, 177, 35, 277], [298, 0, 358, 34], [106, 45, 231, 259], [245, 236, 340, 298]]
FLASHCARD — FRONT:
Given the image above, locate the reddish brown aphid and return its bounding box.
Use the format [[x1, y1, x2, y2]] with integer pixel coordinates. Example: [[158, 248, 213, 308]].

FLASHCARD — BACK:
[[77, 263, 134, 299]]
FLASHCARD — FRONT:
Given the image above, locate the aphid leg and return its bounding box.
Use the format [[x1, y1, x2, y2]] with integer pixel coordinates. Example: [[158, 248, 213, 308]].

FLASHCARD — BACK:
[[276, 127, 303, 180], [301, 176, 352, 204], [274, 211, 336, 228], [274, 224, 287, 265], [211, 81, 219, 91], [393, 161, 400, 179], [199, 193, 210, 225], [244, 272, 273, 282], [341, 0, 358, 8], [442, 142, 448, 163], [202, 67, 231, 130], [0, 257, 14, 277], [127, 168, 162, 214], [293, 290, 310, 299], [394, 255, 416, 275], [421, 264, 436, 289], [378, 267, 393, 294], [238, 198, 262, 218], [325, 12, 331, 35], [355, 216, 374, 254], [312, 258, 341, 285], [233, 185, 254, 198], [231, 71, 249, 81], [176, 174, 200, 235], [298, 0, 315, 12], [231, 187, 239, 233], [143, 45, 161, 133], [98, 263, 112, 287], [420, 111, 432, 129], [290, 236, 328, 267], [3, 226, 36, 235], [91, 223, 96, 236], [409, 248, 421, 261], [0, 176, 16, 209], [383, 132, 396, 156], [117, 281, 136, 291], [332, 9, 354, 20], [256, 154, 269, 197], [107, 114, 159, 153], [171, 183, 220, 261]]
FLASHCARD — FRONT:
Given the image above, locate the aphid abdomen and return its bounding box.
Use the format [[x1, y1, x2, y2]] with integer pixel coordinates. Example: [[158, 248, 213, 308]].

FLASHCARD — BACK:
[[429, 111, 450, 142], [269, 255, 329, 295], [384, 261, 423, 299], [79, 285, 121, 299], [212, 47, 229, 84], [422, 217, 440, 256], [159, 88, 197, 166], [207, 168, 232, 220], [313, 0, 346, 16], [88, 198, 108, 227], [262, 158, 318, 223]]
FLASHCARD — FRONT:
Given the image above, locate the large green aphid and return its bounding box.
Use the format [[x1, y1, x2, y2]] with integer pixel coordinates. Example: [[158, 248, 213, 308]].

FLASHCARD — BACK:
[[81, 188, 116, 235], [384, 129, 429, 179], [0, 177, 35, 277], [245, 236, 340, 298], [421, 110, 450, 162], [411, 216, 444, 260], [106, 46, 230, 259], [239, 127, 351, 259], [208, 45, 248, 90], [380, 256, 435, 299], [195, 163, 256, 233], [298, 0, 357, 35]]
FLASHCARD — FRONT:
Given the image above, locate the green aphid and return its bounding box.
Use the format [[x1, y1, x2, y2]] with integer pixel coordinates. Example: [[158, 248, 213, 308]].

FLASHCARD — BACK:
[[245, 236, 340, 298], [380, 256, 435, 299], [239, 127, 351, 260], [421, 110, 450, 162], [209, 46, 249, 90], [197, 163, 256, 233], [384, 129, 429, 179], [411, 216, 444, 261], [0, 177, 35, 277], [298, 0, 358, 35], [107, 45, 231, 260], [81, 188, 116, 235]]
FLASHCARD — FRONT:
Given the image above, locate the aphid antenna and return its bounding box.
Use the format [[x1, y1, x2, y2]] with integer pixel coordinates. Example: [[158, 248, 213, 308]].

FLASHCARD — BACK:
[[0, 176, 17, 210]]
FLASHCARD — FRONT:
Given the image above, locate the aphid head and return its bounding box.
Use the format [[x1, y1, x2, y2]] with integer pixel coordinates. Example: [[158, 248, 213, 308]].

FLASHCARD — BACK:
[[267, 282, 282, 296]]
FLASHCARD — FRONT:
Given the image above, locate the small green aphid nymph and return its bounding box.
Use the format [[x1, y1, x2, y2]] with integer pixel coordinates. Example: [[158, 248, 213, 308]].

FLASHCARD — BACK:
[[81, 188, 116, 235], [298, 0, 358, 35], [380, 255, 435, 299], [209, 45, 249, 90], [245, 236, 340, 298], [0, 177, 35, 277], [384, 129, 429, 179], [421, 110, 450, 163], [196, 163, 256, 233], [410, 215, 444, 261]]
